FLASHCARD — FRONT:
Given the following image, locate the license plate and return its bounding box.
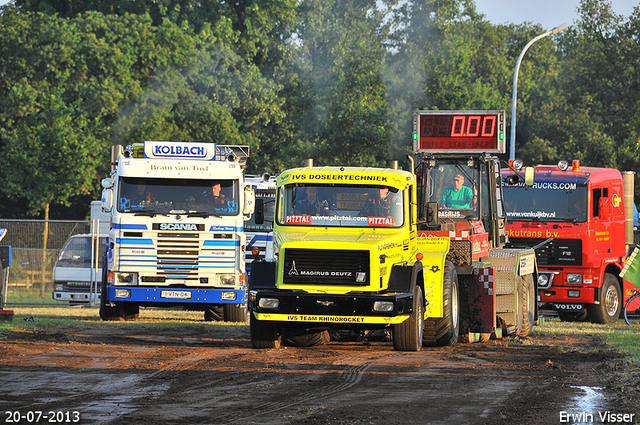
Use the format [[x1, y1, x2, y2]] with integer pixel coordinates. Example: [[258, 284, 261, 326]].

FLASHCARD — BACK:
[[71, 294, 86, 300], [161, 290, 192, 299], [553, 303, 583, 311]]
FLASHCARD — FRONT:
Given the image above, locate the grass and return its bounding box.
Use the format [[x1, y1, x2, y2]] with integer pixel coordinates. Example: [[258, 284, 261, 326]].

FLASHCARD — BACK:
[[536, 316, 640, 361], [2, 308, 640, 358], [0, 306, 249, 333], [4, 287, 60, 304]]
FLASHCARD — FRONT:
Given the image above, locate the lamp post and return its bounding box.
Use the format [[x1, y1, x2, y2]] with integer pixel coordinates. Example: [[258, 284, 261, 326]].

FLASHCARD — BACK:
[[509, 23, 568, 160]]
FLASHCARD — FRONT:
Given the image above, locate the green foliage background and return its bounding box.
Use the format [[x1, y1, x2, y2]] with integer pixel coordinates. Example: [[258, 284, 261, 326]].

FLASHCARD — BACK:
[[0, 0, 639, 218]]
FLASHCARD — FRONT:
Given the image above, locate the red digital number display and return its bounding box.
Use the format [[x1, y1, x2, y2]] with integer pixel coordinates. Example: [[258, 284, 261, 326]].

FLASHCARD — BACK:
[[415, 111, 504, 153]]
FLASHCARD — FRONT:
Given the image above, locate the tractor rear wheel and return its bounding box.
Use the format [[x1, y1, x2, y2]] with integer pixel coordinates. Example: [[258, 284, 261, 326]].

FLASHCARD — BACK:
[[423, 261, 459, 346]]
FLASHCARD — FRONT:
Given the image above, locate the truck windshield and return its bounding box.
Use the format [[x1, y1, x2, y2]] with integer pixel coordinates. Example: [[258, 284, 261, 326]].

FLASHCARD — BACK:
[[277, 184, 404, 228], [55, 236, 107, 269], [502, 179, 588, 222], [117, 177, 239, 216], [245, 190, 276, 231], [426, 163, 480, 220]]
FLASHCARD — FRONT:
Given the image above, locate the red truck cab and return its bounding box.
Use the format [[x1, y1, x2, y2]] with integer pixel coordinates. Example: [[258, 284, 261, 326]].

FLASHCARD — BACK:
[[501, 161, 635, 324]]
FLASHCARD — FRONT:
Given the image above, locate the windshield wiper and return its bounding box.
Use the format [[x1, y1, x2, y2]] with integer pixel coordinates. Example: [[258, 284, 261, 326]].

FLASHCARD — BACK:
[[187, 211, 216, 218], [134, 210, 160, 217], [507, 216, 548, 224]]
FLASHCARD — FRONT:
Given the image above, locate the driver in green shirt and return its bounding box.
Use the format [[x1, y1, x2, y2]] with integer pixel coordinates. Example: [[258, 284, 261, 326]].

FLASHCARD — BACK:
[[441, 174, 477, 208]]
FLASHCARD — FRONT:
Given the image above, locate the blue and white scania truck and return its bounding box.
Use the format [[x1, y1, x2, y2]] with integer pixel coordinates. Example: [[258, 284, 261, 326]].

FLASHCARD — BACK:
[[244, 174, 277, 272], [99, 141, 255, 322]]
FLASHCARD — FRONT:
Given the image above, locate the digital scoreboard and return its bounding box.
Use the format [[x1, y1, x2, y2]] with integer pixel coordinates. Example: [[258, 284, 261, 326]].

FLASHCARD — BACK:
[[413, 110, 505, 154]]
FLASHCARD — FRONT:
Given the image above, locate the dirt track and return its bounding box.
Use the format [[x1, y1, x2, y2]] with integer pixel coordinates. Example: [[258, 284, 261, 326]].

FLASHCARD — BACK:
[[0, 323, 629, 425]]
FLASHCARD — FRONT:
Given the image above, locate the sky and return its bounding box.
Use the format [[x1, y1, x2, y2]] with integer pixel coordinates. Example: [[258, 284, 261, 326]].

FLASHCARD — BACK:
[[0, 0, 637, 29], [474, 0, 638, 30]]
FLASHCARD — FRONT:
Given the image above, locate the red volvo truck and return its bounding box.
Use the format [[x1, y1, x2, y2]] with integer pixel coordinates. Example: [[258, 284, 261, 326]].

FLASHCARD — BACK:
[[501, 160, 636, 324]]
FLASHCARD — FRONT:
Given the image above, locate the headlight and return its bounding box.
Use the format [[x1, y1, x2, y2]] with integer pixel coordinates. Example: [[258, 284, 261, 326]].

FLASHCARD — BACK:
[[258, 298, 280, 309], [114, 273, 138, 286], [219, 275, 237, 286], [567, 273, 582, 284], [373, 301, 395, 312], [115, 289, 131, 298], [538, 274, 549, 288], [221, 291, 237, 301], [54, 284, 64, 291], [115, 272, 137, 285]]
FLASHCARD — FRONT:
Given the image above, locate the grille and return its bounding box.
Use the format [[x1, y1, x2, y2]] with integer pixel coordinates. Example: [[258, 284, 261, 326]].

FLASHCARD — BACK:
[[121, 231, 237, 283], [156, 233, 200, 280], [506, 238, 582, 266], [283, 248, 370, 285]]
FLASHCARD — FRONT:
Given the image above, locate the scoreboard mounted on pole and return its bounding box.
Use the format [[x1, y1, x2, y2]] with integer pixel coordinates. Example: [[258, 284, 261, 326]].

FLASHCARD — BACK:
[[413, 110, 506, 154]]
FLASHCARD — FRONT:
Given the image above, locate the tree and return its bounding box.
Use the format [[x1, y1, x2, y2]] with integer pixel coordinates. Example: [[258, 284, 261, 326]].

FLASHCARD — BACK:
[[514, 0, 640, 197], [12, 0, 299, 72], [0, 9, 288, 217], [113, 22, 285, 172], [293, 0, 391, 167], [8, 1, 298, 176], [0, 12, 194, 218], [0, 12, 101, 217]]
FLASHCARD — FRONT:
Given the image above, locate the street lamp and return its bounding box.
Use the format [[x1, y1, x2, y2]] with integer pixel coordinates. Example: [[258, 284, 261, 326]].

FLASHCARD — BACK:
[[509, 23, 568, 160]]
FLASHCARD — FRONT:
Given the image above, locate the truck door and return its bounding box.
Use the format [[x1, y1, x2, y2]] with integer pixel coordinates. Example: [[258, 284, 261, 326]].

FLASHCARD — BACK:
[[486, 158, 506, 248], [593, 183, 625, 257]]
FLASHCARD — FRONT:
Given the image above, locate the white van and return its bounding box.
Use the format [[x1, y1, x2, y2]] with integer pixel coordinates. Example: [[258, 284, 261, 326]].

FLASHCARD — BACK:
[[51, 234, 106, 304]]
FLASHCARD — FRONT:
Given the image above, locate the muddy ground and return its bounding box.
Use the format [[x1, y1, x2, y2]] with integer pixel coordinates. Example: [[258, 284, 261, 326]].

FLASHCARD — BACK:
[[0, 321, 635, 425]]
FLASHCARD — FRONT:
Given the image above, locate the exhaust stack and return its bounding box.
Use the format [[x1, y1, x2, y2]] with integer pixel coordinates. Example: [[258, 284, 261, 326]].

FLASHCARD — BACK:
[[622, 171, 635, 248]]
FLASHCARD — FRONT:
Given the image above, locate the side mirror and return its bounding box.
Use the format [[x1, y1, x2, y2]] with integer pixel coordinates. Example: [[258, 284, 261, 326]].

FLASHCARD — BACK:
[[504, 174, 521, 185], [523, 166, 535, 187], [101, 178, 114, 189], [101, 189, 113, 213], [255, 199, 265, 224], [426, 201, 439, 227], [243, 185, 255, 216]]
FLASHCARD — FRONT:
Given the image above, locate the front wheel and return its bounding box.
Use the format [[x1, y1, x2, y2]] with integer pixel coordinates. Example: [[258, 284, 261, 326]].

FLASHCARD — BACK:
[[204, 305, 224, 321], [587, 273, 622, 324], [250, 313, 281, 349], [98, 255, 124, 322], [223, 303, 248, 323], [392, 284, 424, 351], [624, 293, 640, 326], [123, 303, 140, 321]]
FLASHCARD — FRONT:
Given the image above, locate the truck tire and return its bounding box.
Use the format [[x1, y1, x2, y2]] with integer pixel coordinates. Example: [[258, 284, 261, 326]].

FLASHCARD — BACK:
[[283, 329, 330, 347], [392, 284, 424, 351], [423, 261, 459, 347], [223, 303, 249, 323], [204, 305, 224, 321], [250, 313, 281, 349], [517, 274, 535, 337], [587, 273, 622, 325], [99, 295, 124, 321], [98, 255, 124, 322], [123, 303, 140, 321]]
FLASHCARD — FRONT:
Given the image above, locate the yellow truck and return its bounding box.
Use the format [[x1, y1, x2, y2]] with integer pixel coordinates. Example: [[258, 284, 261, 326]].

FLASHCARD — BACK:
[[249, 110, 537, 350]]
